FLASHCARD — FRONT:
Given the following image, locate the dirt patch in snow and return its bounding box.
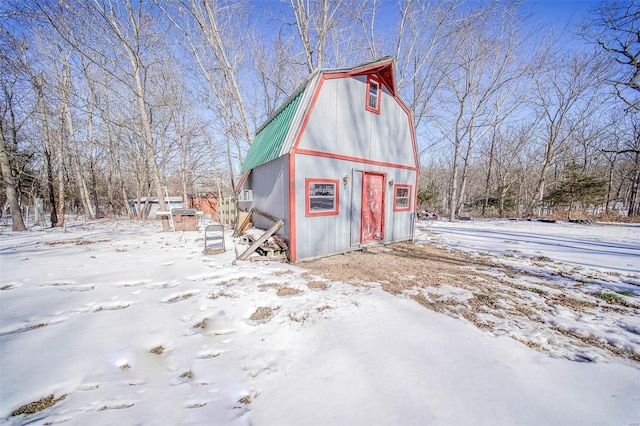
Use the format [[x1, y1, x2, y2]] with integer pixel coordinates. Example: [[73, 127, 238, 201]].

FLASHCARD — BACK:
[[302, 241, 640, 364], [11, 394, 67, 417], [276, 287, 303, 296], [249, 306, 278, 323], [46, 239, 110, 246]]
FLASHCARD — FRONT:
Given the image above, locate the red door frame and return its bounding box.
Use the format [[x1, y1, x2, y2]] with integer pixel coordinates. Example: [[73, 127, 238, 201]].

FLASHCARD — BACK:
[[361, 172, 386, 243]]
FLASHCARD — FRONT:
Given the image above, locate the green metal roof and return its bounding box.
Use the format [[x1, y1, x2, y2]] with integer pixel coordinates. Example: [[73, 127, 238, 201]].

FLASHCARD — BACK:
[[241, 90, 304, 172]]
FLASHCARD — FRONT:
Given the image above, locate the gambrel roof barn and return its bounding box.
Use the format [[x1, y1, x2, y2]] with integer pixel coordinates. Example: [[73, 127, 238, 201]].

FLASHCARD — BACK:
[[238, 57, 418, 261]]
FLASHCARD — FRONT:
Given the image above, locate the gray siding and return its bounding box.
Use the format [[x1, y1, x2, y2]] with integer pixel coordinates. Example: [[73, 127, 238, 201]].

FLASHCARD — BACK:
[[294, 155, 416, 259], [298, 76, 415, 168], [248, 155, 290, 241]]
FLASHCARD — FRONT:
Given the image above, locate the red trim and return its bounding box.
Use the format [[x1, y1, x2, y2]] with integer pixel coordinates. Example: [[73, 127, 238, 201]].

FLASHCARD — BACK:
[[361, 172, 386, 242], [365, 75, 381, 114], [234, 170, 250, 192], [393, 184, 412, 212], [288, 76, 327, 261], [296, 148, 418, 171], [414, 170, 420, 218], [288, 153, 296, 261], [325, 58, 396, 95], [293, 77, 325, 152], [349, 58, 394, 76], [305, 178, 339, 217], [323, 71, 355, 80]]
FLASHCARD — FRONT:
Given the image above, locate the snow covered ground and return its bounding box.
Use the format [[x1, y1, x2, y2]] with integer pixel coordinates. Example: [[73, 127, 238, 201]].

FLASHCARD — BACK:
[[1, 218, 639, 425], [422, 219, 639, 276], [417, 220, 640, 362]]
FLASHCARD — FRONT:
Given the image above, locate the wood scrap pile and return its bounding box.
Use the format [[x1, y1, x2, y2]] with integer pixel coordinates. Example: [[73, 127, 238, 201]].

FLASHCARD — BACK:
[[240, 228, 288, 259], [234, 208, 289, 261]]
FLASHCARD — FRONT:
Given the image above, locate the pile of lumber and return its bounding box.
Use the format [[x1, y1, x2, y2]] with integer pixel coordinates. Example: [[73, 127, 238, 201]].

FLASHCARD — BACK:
[[234, 209, 289, 261], [240, 228, 288, 259]]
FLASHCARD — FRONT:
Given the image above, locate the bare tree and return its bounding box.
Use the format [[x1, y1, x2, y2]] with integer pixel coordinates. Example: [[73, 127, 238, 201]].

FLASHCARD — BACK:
[[156, 0, 255, 188], [0, 117, 27, 231], [0, 32, 29, 230], [492, 123, 535, 217], [91, 53, 134, 218], [434, 2, 528, 219], [187, 0, 253, 144], [287, 0, 347, 72], [29, 70, 59, 226], [80, 58, 103, 218], [583, 0, 640, 216], [625, 125, 640, 216], [603, 111, 640, 216], [85, 0, 172, 227], [526, 52, 608, 216], [584, 0, 640, 111], [251, 31, 305, 117], [0, 136, 27, 230], [59, 49, 96, 219], [351, 0, 382, 59]]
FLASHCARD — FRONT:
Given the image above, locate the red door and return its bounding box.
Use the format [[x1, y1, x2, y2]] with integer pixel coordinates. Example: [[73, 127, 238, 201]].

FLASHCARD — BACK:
[[361, 173, 385, 242]]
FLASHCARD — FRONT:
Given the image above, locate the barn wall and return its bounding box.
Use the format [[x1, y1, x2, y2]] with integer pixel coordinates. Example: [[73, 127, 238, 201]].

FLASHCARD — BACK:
[[385, 167, 417, 242], [297, 76, 415, 168], [294, 154, 416, 260], [248, 155, 290, 241]]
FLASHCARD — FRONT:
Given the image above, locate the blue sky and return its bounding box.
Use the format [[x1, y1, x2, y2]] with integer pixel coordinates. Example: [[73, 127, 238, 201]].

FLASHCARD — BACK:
[[525, 0, 599, 26], [520, 0, 601, 50]]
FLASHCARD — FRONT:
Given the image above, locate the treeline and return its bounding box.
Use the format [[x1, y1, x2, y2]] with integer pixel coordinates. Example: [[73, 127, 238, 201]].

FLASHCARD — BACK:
[[0, 0, 638, 230]]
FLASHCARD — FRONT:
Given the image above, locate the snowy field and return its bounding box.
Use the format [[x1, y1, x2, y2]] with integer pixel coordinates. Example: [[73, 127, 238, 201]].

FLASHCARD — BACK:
[[423, 219, 640, 276], [1, 218, 639, 425]]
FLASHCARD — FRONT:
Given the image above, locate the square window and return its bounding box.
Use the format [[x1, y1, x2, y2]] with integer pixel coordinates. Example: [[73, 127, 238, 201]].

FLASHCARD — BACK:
[[306, 179, 339, 216], [366, 76, 381, 114], [393, 184, 412, 212]]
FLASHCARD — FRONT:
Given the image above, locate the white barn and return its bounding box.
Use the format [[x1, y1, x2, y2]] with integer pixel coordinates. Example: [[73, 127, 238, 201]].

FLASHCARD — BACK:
[[238, 57, 418, 261]]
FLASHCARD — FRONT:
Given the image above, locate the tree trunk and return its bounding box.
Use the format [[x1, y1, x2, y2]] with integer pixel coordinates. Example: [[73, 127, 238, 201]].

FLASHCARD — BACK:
[[449, 97, 466, 221], [499, 185, 508, 217], [55, 114, 66, 227], [528, 145, 554, 217], [44, 147, 58, 226], [456, 133, 474, 218], [33, 74, 58, 227], [61, 55, 96, 219], [181, 153, 189, 211], [0, 130, 27, 231], [482, 129, 497, 216], [91, 159, 99, 217], [629, 150, 640, 216]]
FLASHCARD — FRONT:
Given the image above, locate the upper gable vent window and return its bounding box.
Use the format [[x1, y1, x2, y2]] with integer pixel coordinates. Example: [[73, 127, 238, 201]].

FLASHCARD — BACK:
[[366, 76, 381, 114]]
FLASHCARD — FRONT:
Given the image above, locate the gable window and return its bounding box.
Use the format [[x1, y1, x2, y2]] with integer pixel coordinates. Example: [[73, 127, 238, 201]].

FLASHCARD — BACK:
[[366, 76, 381, 114], [393, 184, 412, 212], [306, 178, 339, 216]]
